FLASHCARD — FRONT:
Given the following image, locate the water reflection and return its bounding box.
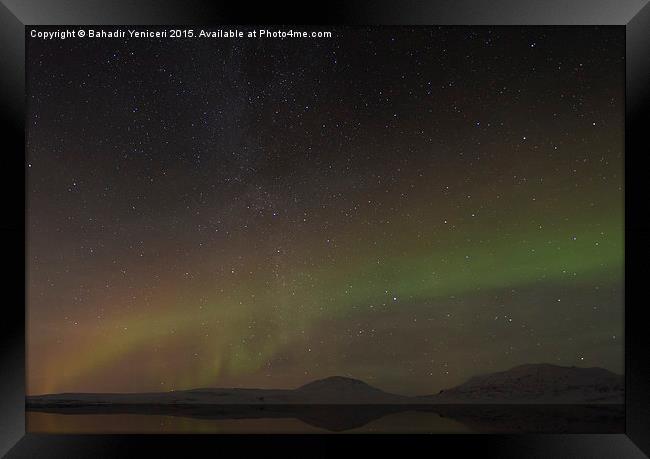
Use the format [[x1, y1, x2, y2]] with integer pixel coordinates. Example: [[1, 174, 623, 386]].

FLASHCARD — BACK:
[[27, 404, 624, 434]]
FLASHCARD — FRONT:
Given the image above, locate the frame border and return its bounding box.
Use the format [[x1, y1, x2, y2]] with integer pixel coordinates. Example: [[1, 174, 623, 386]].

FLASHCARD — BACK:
[[2, 1, 649, 457]]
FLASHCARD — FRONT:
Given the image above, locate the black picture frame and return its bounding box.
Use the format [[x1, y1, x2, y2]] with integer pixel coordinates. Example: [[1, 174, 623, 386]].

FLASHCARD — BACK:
[[2, 1, 649, 457]]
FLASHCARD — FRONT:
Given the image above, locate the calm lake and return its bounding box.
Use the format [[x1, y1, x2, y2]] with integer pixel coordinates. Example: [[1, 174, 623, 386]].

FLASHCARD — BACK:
[[27, 404, 624, 434]]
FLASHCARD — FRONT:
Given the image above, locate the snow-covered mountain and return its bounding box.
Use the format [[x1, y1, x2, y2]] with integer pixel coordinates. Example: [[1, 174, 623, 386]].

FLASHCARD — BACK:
[[420, 363, 623, 404]]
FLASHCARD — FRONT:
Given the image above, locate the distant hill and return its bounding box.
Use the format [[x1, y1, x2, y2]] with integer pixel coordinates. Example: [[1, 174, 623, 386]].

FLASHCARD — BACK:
[[420, 363, 623, 404], [27, 376, 408, 406], [27, 364, 623, 408], [294, 376, 407, 403]]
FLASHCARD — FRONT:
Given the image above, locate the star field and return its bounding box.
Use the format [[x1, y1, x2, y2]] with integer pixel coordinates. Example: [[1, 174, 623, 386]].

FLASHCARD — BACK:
[[27, 27, 624, 395]]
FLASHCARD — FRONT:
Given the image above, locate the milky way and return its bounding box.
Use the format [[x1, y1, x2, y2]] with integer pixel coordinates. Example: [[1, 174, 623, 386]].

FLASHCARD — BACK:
[[27, 27, 624, 395]]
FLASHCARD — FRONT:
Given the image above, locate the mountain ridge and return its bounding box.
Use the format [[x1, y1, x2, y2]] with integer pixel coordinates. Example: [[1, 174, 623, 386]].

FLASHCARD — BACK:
[[27, 363, 623, 406], [420, 363, 623, 404]]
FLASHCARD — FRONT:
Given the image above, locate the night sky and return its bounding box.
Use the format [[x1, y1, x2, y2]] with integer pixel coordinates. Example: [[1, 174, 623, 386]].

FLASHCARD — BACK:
[[27, 27, 624, 396]]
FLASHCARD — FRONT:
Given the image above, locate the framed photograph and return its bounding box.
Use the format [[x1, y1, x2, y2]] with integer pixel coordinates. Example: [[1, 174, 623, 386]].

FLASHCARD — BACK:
[[2, 1, 649, 457]]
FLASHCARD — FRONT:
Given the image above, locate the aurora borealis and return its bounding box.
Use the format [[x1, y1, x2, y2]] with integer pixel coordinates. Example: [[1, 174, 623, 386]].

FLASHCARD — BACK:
[[26, 27, 624, 396]]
